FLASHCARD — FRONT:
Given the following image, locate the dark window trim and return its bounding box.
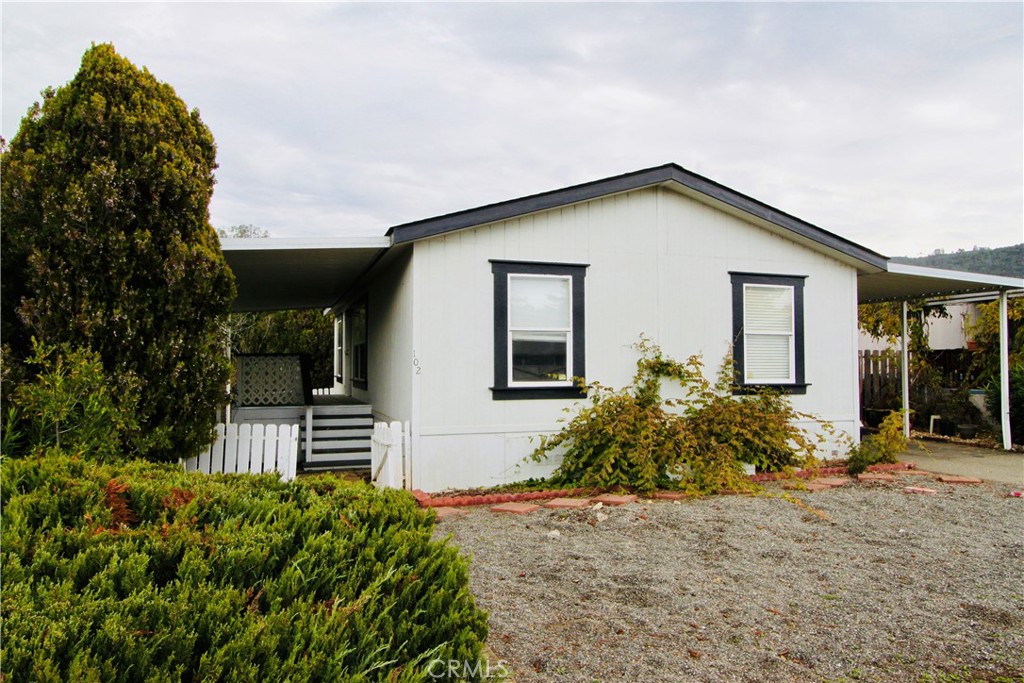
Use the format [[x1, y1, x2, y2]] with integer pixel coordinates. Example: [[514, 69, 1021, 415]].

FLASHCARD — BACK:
[[729, 272, 807, 395], [491, 260, 588, 400], [350, 295, 368, 390]]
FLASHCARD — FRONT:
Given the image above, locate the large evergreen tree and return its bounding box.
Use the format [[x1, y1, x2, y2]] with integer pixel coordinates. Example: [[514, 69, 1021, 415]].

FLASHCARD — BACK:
[[1, 44, 235, 461]]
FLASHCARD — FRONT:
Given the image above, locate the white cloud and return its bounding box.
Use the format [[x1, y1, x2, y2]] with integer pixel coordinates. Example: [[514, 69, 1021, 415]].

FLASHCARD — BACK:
[[2, 2, 1021, 257]]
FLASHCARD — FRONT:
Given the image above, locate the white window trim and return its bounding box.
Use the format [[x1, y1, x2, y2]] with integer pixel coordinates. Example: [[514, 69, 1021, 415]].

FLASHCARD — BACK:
[[742, 282, 796, 385], [507, 273, 574, 388]]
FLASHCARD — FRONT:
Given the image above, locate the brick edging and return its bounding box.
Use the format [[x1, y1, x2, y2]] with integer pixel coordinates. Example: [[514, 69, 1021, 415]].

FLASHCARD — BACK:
[[414, 487, 595, 508], [413, 463, 915, 508]]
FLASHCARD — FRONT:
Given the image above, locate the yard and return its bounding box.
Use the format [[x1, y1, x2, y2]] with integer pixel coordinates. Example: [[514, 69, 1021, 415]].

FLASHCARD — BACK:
[[438, 476, 1023, 682]]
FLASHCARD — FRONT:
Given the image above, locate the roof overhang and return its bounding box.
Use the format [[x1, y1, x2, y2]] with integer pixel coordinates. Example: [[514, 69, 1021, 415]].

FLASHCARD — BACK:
[[221, 237, 390, 312], [858, 262, 1024, 304]]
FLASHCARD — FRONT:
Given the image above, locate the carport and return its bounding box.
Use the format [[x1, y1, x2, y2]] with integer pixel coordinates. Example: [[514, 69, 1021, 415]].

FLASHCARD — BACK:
[[858, 262, 1023, 449]]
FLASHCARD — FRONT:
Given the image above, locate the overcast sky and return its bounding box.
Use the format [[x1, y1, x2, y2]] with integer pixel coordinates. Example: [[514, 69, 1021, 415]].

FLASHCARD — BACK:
[[3, 2, 1021, 257]]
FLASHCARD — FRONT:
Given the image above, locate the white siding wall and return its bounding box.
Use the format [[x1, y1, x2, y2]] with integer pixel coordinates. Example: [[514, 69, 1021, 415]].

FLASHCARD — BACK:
[[927, 303, 975, 351], [352, 248, 414, 425], [412, 187, 860, 491], [858, 302, 977, 352]]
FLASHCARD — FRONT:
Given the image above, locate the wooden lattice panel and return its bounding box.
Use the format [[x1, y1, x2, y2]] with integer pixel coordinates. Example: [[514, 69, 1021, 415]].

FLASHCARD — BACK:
[[235, 355, 305, 406]]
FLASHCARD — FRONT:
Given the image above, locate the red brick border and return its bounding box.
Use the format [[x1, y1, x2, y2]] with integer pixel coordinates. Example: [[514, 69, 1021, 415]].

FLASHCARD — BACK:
[[419, 487, 596, 508], [414, 463, 917, 508]]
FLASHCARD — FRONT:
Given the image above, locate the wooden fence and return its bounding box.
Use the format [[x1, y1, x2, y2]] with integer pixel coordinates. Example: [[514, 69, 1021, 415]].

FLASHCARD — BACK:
[[859, 350, 901, 413], [184, 423, 299, 481], [370, 421, 410, 490]]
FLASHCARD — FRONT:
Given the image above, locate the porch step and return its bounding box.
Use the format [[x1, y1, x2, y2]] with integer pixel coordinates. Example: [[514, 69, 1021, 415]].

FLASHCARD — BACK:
[[300, 403, 373, 469]]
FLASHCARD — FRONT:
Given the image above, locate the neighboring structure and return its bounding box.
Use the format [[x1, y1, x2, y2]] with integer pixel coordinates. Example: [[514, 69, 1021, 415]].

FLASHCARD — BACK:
[[859, 302, 979, 353], [221, 164, 1024, 490]]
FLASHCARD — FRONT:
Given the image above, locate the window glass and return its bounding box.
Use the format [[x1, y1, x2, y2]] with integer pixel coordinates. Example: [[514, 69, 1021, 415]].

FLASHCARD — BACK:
[[745, 335, 791, 381], [744, 286, 793, 333], [511, 331, 568, 382], [743, 284, 793, 383], [509, 276, 571, 329], [509, 275, 571, 384], [334, 316, 343, 383], [351, 300, 367, 385]]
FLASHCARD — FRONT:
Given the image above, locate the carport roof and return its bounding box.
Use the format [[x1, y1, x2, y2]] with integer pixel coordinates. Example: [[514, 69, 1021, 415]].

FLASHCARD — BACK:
[[219, 168, 1022, 312], [221, 237, 389, 312], [857, 263, 1024, 304]]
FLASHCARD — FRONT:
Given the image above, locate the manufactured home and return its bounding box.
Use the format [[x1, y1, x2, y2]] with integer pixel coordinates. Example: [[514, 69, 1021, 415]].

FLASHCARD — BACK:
[[221, 164, 1023, 490]]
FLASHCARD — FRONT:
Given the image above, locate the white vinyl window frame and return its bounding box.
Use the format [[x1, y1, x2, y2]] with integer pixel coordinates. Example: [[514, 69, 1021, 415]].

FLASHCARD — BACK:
[[742, 283, 796, 384], [333, 315, 344, 384], [506, 273, 574, 388]]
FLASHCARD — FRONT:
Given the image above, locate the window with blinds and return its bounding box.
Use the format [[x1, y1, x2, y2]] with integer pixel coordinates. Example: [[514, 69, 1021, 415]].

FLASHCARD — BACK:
[[742, 284, 795, 383], [730, 272, 806, 393]]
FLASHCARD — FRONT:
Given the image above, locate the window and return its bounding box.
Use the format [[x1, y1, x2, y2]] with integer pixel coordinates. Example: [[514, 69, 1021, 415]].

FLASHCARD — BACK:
[[730, 272, 807, 394], [333, 315, 344, 384], [491, 260, 587, 400], [350, 297, 367, 390]]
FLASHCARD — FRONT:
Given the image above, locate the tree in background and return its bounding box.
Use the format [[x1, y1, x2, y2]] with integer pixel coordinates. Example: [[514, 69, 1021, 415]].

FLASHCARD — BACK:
[[218, 225, 336, 389], [858, 301, 947, 425], [966, 299, 1024, 380], [968, 299, 1024, 444], [1, 44, 235, 462]]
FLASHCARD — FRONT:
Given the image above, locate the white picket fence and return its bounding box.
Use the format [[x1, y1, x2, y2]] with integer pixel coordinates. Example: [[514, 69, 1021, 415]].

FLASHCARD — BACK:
[[370, 421, 411, 490], [184, 423, 299, 481], [185, 420, 407, 488]]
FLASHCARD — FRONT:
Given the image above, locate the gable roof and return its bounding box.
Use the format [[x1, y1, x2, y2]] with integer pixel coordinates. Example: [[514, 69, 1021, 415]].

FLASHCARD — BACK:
[[219, 164, 1021, 313], [387, 162, 889, 272]]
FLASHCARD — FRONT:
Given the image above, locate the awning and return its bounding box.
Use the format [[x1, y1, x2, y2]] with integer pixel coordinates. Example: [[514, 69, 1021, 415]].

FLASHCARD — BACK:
[[221, 237, 390, 312], [858, 263, 1024, 304]]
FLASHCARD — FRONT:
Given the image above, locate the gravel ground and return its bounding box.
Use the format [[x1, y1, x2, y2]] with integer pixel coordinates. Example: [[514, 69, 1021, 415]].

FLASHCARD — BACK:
[[437, 478, 1024, 683]]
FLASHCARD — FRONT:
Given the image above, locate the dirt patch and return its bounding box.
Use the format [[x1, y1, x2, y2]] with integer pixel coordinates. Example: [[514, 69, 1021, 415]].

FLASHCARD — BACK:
[[438, 477, 1024, 682]]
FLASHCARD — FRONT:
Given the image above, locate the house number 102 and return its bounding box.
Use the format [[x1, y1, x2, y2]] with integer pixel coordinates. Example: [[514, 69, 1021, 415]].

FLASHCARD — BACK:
[[413, 352, 422, 375]]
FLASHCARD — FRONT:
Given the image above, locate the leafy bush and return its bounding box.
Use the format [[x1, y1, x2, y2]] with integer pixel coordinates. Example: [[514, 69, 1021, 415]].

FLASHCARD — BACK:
[[985, 361, 1024, 445], [0, 457, 488, 681], [846, 409, 908, 475], [530, 339, 831, 494], [529, 340, 699, 493], [683, 354, 826, 475], [1, 340, 138, 461]]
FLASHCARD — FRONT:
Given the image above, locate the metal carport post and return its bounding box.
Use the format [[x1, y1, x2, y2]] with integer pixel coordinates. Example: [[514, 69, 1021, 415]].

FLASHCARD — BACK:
[[896, 289, 1014, 449], [858, 263, 1022, 451]]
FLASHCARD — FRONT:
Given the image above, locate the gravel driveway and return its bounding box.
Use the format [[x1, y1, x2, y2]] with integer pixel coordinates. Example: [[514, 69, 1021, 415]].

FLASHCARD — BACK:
[[438, 478, 1024, 683]]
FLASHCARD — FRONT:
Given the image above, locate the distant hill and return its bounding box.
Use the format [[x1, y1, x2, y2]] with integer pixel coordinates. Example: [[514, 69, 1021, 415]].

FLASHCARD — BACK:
[[891, 244, 1023, 278]]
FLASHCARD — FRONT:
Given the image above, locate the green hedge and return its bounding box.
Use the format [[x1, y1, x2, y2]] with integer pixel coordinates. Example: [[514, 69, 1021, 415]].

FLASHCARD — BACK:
[[0, 457, 489, 681]]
